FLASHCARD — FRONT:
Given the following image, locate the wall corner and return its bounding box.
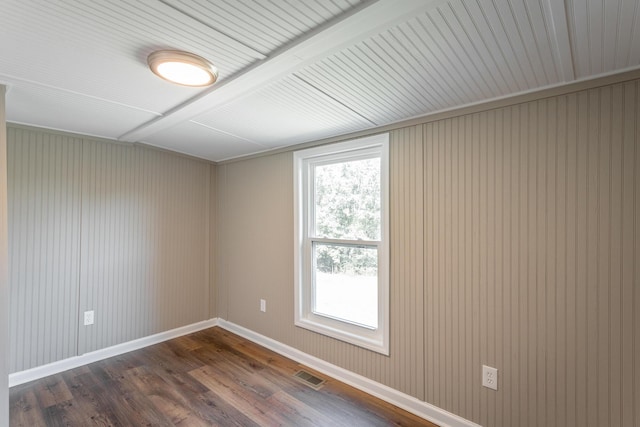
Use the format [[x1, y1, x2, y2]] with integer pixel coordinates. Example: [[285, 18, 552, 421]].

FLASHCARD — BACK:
[[0, 84, 10, 427]]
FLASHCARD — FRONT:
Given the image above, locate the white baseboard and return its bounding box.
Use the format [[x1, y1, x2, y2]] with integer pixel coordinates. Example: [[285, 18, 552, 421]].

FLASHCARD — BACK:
[[9, 317, 479, 427], [218, 319, 480, 427], [9, 318, 219, 387]]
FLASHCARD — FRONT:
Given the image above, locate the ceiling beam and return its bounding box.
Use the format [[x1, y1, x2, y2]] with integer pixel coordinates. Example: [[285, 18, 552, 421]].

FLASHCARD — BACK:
[[118, 0, 447, 143]]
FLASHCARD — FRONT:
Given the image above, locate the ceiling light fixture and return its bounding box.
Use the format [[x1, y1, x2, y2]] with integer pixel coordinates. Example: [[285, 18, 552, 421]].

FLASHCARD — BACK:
[[147, 50, 218, 87]]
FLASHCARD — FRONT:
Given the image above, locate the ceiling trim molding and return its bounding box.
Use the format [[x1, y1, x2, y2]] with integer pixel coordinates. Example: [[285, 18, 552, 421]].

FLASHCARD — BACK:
[[118, 0, 447, 144]]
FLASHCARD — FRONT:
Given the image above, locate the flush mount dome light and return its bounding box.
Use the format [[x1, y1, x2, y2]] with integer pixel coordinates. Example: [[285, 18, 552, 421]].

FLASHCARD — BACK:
[[147, 50, 218, 87]]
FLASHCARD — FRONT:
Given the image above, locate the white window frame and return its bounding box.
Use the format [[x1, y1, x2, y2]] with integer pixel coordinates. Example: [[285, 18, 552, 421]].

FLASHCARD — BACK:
[[293, 133, 389, 355]]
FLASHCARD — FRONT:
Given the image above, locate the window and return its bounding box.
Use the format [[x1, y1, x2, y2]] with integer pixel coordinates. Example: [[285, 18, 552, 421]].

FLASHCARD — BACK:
[[294, 134, 389, 355]]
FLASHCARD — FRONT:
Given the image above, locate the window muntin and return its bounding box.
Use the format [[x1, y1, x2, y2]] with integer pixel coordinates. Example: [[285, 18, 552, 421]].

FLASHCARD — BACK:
[[294, 134, 389, 355]]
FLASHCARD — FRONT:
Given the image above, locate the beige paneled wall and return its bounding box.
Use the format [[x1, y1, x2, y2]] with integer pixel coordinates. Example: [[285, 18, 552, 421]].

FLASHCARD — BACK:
[[217, 154, 294, 332], [388, 125, 426, 398], [78, 140, 211, 354], [7, 126, 212, 371], [216, 80, 640, 427]]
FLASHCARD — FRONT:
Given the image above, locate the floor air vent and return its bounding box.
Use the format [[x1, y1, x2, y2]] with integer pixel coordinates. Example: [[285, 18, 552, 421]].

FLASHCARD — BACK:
[[293, 370, 326, 390]]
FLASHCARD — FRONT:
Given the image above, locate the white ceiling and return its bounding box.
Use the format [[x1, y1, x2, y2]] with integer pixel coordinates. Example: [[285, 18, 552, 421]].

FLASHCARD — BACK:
[[1, 0, 639, 162]]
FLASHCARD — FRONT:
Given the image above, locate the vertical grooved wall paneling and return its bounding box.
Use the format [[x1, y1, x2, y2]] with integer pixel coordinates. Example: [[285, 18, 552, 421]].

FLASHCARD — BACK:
[[216, 79, 640, 427], [78, 140, 210, 354], [219, 154, 294, 338], [7, 126, 212, 369], [390, 125, 425, 399], [7, 127, 82, 372], [209, 163, 217, 319], [215, 164, 228, 320]]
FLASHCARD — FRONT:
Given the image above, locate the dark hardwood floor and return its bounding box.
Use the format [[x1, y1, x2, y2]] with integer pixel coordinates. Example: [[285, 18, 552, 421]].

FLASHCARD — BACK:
[[10, 327, 437, 426]]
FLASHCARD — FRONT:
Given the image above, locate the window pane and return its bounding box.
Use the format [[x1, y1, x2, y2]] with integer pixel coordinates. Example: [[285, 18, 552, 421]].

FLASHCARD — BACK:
[[314, 157, 380, 240], [312, 242, 378, 328]]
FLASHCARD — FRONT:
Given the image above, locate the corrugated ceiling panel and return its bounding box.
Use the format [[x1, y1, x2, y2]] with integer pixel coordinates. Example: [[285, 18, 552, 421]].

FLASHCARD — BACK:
[[296, 0, 562, 125], [6, 83, 158, 140], [567, 0, 640, 77], [194, 76, 373, 149], [163, 0, 366, 55], [0, 0, 262, 113]]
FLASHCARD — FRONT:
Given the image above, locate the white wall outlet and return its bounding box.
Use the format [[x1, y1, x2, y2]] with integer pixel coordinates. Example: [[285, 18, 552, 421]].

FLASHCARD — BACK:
[[83, 310, 94, 326], [260, 299, 266, 313], [482, 365, 498, 390]]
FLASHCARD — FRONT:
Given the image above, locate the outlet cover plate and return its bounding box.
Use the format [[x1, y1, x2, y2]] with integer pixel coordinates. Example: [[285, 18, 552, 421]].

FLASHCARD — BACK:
[[84, 310, 94, 326], [482, 365, 498, 390]]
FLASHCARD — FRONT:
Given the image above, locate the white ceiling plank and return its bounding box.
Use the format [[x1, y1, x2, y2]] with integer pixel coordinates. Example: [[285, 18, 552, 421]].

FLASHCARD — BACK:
[[49, 0, 262, 69], [3, 0, 640, 161], [438, 1, 503, 97], [299, 53, 414, 124], [493, 0, 546, 87], [566, 0, 640, 77], [568, 0, 640, 74], [603, 0, 621, 73], [400, 15, 480, 103], [629, 1, 640, 65], [141, 121, 265, 162], [0, 0, 260, 114], [542, 0, 576, 81], [193, 75, 373, 148], [371, 31, 449, 109], [162, 0, 314, 55], [567, 0, 591, 76], [616, 0, 640, 68], [386, 24, 467, 106], [459, 0, 520, 93], [587, 0, 605, 75], [423, 7, 493, 100], [296, 58, 394, 123], [506, 0, 558, 85], [292, 0, 581, 129], [6, 83, 158, 140], [526, 0, 562, 83], [346, 42, 427, 115], [118, 0, 448, 143], [472, 0, 529, 92]]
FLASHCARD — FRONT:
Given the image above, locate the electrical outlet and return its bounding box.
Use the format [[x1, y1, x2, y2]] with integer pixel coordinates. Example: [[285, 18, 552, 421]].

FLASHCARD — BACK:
[[84, 310, 94, 326], [482, 365, 498, 390], [260, 299, 266, 313]]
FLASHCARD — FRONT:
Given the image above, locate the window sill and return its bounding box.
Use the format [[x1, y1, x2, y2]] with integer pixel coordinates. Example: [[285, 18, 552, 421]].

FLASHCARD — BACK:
[[295, 315, 389, 356]]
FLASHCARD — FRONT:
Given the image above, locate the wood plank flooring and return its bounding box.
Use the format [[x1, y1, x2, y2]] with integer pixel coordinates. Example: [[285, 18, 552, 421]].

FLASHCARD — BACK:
[[10, 327, 437, 426]]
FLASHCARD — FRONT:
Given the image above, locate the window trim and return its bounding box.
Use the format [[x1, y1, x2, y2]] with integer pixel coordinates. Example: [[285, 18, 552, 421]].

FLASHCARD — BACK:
[[293, 134, 389, 355]]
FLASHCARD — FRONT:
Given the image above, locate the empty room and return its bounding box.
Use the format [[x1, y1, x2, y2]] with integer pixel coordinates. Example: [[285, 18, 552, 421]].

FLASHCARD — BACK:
[[0, 1, 638, 426]]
